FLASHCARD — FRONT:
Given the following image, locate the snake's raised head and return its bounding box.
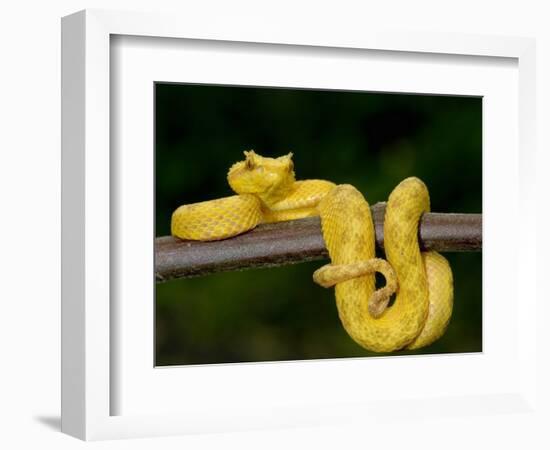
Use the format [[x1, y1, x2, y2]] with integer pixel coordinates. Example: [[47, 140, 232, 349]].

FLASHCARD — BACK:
[[227, 150, 295, 206]]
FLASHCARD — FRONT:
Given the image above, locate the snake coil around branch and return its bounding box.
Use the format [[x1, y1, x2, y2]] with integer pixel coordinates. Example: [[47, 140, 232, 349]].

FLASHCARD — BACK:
[[171, 151, 454, 352]]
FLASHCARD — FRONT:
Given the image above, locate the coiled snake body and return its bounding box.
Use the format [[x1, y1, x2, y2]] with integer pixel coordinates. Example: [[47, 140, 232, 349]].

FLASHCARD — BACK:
[[172, 151, 453, 352]]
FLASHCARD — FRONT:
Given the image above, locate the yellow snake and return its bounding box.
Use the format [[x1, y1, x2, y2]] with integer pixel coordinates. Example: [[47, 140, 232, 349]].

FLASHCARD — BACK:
[[171, 151, 453, 352]]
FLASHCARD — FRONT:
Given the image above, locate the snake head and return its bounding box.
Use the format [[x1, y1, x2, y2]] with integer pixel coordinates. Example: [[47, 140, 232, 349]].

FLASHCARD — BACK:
[[227, 150, 296, 206]]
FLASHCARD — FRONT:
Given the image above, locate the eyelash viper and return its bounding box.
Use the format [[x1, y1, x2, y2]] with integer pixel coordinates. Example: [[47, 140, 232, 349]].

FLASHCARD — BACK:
[[171, 150, 453, 352]]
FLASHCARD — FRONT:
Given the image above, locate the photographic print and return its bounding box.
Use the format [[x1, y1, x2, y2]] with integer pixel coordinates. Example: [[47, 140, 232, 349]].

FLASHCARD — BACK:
[[154, 83, 482, 366]]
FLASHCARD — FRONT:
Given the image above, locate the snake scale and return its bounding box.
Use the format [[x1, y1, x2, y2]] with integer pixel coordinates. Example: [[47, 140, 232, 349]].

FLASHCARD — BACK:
[[171, 151, 453, 352]]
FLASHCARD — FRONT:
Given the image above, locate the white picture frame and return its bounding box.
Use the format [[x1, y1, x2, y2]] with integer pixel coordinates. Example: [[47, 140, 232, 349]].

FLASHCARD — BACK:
[[61, 9, 537, 441]]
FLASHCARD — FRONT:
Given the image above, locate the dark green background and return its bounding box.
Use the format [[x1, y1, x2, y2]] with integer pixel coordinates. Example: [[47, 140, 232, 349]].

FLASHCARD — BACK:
[[155, 83, 482, 366]]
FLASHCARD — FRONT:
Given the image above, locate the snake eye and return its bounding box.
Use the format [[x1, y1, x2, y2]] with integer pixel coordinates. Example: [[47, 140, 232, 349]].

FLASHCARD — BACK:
[[243, 150, 257, 170]]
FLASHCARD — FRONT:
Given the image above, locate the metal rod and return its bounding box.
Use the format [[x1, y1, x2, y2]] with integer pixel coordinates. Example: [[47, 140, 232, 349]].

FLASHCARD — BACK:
[[155, 202, 482, 282]]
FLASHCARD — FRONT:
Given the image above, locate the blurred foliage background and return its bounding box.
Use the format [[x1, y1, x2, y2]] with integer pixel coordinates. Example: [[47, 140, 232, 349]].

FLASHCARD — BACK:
[[155, 83, 482, 366]]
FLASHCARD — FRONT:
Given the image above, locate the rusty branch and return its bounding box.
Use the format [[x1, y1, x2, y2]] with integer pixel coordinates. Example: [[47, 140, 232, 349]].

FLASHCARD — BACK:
[[155, 203, 481, 282]]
